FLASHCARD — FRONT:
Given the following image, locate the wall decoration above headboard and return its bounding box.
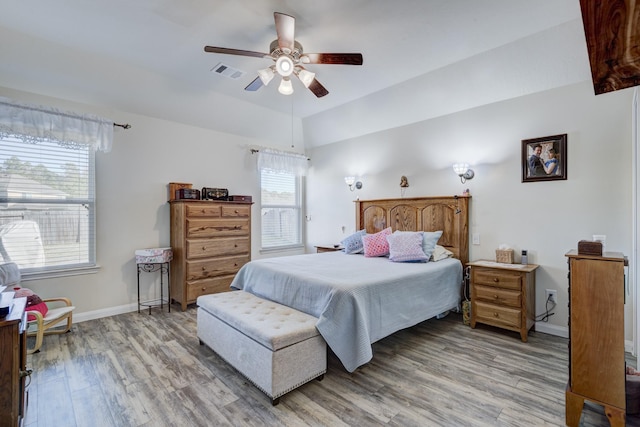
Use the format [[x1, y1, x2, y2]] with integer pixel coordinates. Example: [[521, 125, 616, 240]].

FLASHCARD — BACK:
[[355, 196, 470, 265]]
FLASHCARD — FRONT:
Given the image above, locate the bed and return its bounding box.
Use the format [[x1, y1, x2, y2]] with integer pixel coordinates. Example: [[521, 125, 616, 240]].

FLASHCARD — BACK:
[[230, 196, 470, 372]]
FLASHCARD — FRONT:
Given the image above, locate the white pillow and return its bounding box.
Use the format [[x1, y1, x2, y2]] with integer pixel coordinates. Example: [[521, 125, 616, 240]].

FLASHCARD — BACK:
[[431, 245, 454, 261]]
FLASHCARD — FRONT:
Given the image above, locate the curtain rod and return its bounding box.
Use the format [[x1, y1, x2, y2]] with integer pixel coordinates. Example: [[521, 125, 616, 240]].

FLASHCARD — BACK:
[[250, 148, 310, 161], [113, 122, 131, 129]]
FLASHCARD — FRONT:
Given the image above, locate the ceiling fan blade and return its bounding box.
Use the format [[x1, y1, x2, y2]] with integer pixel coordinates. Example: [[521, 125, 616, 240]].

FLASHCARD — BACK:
[[274, 12, 295, 52], [308, 78, 329, 98], [244, 76, 264, 92], [204, 46, 269, 59], [301, 53, 363, 65]]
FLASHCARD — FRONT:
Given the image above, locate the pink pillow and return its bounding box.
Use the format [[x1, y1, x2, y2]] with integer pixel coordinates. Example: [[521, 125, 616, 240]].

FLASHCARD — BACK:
[[362, 227, 392, 257], [13, 286, 48, 321], [387, 231, 429, 262]]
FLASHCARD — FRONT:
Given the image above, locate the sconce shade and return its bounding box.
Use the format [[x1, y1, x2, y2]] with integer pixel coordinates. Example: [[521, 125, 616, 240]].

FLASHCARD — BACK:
[[453, 163, 469, 175], [278, 77, 294, 95], [344, 176, 362, 191], [453, 163, 475, 183]]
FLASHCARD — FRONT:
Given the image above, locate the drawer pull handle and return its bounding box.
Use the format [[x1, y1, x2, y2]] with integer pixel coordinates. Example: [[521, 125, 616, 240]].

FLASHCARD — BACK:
[[493, 278, 499, 282], [234, 263, 238, 266], [234, 210, 239, 214], [493, 295, 499, 299], [202, 267, 206, 270], [202, 246, 206, 250], [234, 244, 238, 247], [493, 312, 500, 317], [202, 287, 206, 291]]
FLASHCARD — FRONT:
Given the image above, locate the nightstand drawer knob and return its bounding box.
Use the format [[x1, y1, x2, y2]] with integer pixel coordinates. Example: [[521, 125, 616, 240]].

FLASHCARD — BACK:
[[493, 278, 499, 282], [202, 246, 206, 250], [493, 312, 499, 317], [494, 295, 499, 300]]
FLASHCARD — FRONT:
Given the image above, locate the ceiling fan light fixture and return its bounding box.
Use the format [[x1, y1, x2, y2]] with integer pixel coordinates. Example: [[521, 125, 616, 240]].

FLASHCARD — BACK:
[[296, 68, 315, 88], [257, 67, 275, 86], [278, 77, 294, 95], [275, 55, 294, 76]]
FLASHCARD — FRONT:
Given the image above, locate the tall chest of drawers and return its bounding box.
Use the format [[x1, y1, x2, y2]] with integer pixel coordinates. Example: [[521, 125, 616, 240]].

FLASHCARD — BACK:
[[170, 200, 252, 311], [468, 261, 538, 342], [565, 250, 627, 427]]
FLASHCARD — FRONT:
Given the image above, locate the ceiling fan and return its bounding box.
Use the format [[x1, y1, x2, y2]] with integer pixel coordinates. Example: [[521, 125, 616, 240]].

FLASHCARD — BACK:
[[204, 12, 363, 98]]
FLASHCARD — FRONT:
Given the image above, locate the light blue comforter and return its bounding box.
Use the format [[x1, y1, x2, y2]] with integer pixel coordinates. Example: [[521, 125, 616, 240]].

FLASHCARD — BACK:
[[230, 252, 462, 372]]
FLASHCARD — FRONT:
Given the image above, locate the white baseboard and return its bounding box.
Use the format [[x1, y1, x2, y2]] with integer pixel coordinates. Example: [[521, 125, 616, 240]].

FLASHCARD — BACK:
[[73, 303, 138, 323], [535, 321, 568, 338]]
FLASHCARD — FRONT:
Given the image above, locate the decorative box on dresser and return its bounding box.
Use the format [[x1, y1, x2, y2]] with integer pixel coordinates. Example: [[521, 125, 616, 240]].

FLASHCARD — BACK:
[[565, 250, 627, 427], [0, 297, 28, 427], [170, 200, 252, 311], [468, 261, 538, 342]]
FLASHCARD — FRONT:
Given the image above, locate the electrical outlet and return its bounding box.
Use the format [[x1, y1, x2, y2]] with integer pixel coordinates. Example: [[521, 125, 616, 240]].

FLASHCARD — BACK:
[[545, 289, 557, 304]]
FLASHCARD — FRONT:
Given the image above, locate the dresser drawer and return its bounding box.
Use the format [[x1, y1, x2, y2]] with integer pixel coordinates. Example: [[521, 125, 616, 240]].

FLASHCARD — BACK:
[[474, 300, 521, 329], [186, 275, 234, 301], [186, 204, 222, 218], [222, 205, 251, 218], [473, 268, 521, 290], [186, 218, 250, 238], [186, 237, 249, 259], [474, 284, 521, 308], [186, 255, 249, 281]]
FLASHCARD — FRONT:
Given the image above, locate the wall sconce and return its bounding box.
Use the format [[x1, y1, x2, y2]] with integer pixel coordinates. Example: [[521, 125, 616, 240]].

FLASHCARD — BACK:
[[453, 163, 475, 184], [344, 176, 363, 191]]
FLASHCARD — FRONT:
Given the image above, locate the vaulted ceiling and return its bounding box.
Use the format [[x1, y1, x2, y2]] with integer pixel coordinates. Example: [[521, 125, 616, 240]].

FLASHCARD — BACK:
[[0, 1, 589, 147]]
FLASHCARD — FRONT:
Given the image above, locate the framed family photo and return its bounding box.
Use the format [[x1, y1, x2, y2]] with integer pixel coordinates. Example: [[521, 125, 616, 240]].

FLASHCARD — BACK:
[[521, 134, 567, 182]]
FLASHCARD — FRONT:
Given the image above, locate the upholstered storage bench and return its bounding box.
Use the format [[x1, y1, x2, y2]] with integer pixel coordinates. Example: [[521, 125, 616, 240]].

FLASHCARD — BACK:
[[197, 291, 327, 405]]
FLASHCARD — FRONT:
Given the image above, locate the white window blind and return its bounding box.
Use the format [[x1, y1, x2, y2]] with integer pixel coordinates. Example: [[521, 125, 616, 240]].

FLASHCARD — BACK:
[[260, 169, 301, 249], [0, 137, 95, 272]]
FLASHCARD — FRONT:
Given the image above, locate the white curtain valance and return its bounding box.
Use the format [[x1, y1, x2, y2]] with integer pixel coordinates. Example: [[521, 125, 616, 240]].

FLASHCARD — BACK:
[[0, 97, 113, 152], [256, 148, 309, 176]]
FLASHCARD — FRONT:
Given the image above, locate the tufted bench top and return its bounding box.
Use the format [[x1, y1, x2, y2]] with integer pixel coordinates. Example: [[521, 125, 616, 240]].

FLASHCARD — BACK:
[[197, 291, 320, 351]]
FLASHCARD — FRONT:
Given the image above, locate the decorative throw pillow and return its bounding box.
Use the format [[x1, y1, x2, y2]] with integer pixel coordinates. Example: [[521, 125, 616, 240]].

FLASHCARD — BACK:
[[13, 286, 48, 321], [340, 229, 367, 254], [431, 244, 454, 261], [387, 231, 428, 262], [421, 230, 444, 260], [362, 227, 392, 257]]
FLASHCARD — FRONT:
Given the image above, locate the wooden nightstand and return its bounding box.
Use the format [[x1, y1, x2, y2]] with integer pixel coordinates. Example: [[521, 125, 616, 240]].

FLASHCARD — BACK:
[[467, 260, 538, 342], [314, 245, 343, 253]]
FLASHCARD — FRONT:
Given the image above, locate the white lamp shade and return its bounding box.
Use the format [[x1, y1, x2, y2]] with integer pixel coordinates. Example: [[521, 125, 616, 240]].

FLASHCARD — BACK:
[[453, 163, 469, 175], [344, 176, 355, 185], [275, 56, 294, 77], [278, 77, 294, 95], [297, 69, 315, 88], [257, 67, 275, 86]]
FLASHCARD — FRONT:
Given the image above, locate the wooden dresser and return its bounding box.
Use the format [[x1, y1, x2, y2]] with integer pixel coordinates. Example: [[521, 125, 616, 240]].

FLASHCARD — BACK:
[[468, 261, 538, 342], [169, 200, 252, 311], [0, 297, 28, 427], [565, 250, 627, 427]]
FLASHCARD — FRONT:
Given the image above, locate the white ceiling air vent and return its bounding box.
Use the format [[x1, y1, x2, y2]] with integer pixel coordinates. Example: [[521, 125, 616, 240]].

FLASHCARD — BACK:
[[211, 62, 245, 80]]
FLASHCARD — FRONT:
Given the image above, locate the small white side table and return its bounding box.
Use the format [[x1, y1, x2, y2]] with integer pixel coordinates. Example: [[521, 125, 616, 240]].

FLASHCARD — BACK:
[[135, 248, 172, 314]]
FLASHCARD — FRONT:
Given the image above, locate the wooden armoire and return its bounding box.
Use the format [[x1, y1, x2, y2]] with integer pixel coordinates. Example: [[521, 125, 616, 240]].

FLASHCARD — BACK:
[[565, 250, 627, 427]]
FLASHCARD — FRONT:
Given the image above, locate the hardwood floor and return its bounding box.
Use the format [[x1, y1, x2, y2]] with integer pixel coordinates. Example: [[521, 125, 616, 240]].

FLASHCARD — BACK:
[[23, 307, 639, 427]]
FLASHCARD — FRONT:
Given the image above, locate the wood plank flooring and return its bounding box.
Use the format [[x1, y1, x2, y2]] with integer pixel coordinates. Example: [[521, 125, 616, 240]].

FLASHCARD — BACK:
[[22, 307, 639, 427]]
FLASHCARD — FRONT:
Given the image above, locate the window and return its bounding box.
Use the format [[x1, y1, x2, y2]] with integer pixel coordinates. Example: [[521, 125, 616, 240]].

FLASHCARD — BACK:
[[260, 169, 302, 250], [0, 137, 95, 272], [0, 98, 112, 276]]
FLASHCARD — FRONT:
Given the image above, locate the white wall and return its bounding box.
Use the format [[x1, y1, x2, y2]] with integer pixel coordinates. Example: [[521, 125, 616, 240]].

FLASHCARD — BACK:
[[306, 81, 634, 341], [0, 85, 305, 320]]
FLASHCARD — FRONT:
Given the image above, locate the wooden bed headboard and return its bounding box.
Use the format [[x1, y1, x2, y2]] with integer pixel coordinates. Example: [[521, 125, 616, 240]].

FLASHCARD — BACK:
[[355, 196, 470, 266]]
